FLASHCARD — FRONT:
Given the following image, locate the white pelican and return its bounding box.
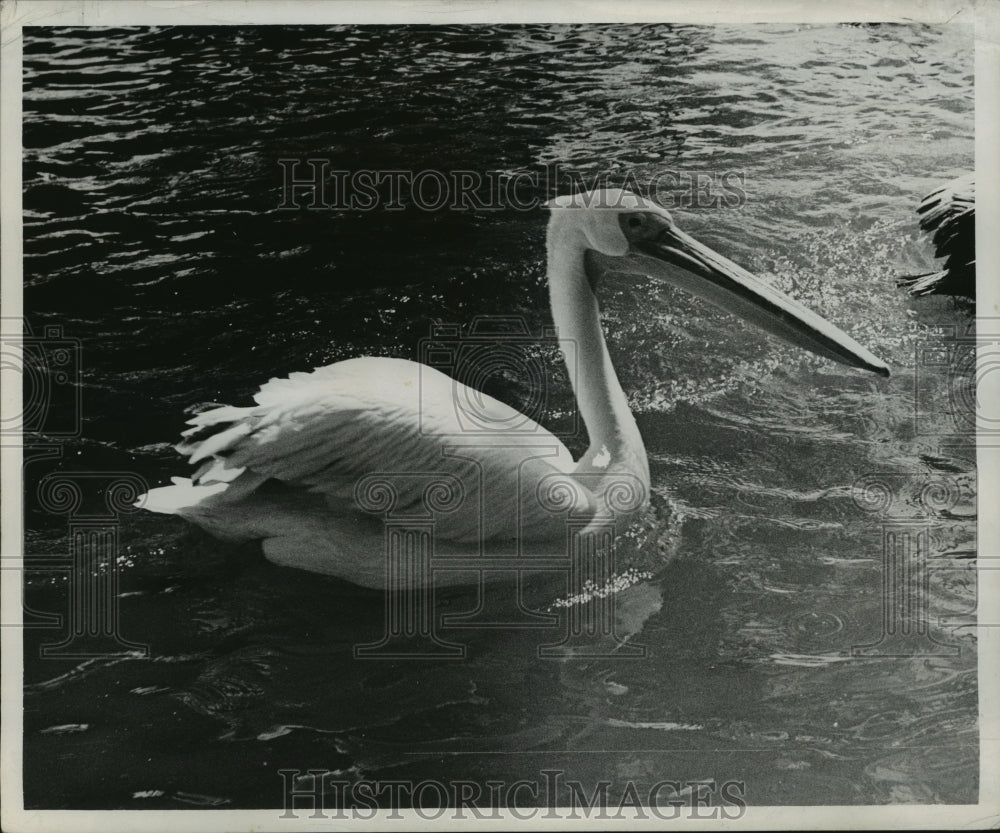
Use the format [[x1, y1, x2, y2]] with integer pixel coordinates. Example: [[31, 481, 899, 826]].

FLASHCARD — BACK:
[[899, 173, 975, 300], [138, 189, 889, 588]]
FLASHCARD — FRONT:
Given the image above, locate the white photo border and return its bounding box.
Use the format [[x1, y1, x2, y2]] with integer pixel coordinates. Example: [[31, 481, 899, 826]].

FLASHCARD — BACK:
[[2, 1, 996, 830]]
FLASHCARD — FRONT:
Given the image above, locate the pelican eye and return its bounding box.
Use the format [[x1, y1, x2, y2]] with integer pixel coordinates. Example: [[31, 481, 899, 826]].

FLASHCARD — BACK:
[[628, 216, 643, 228]]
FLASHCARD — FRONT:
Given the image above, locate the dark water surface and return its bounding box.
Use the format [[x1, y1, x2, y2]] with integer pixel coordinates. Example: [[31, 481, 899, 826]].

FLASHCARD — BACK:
[[21, 23, 976, 808]]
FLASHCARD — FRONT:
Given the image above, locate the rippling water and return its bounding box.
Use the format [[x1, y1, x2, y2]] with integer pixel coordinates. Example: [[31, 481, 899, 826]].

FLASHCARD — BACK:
[[21, 23, 976, 808]]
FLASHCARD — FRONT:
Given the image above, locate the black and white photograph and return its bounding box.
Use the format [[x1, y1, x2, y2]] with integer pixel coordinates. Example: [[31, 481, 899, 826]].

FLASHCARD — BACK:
[[1, 0, 997, 829]]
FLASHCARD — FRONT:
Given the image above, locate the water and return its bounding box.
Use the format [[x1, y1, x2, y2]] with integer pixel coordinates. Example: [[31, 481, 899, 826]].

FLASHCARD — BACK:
[[21, 23, 976, 808]]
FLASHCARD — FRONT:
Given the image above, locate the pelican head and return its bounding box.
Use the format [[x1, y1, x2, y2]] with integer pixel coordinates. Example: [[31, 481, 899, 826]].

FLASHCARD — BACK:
[[548, 188, 890, 377]]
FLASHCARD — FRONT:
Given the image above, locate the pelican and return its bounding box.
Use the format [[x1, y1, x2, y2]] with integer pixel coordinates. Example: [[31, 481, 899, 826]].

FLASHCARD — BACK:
[[899, 173, 975, 299], [138, 189, 889, 589]]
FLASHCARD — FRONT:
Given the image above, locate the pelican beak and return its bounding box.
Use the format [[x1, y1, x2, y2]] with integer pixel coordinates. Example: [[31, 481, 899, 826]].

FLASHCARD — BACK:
[[618, 219, 890, 377]]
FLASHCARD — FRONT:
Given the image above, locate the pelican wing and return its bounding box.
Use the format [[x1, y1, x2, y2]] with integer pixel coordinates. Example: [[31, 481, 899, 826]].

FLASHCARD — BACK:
[[917, 174, 975, 262], [174, 356, 581, 543], [900, 174, 975, 299]]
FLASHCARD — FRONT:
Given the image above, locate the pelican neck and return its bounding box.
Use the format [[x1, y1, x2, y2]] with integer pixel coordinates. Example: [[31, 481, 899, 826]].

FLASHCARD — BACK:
[[545, 218, 647, 480]]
